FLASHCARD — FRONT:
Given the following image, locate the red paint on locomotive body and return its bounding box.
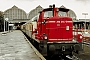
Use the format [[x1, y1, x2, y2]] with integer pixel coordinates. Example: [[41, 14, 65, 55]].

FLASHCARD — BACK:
[[35, 5, 75, 42], [47, 17, 73, 42]]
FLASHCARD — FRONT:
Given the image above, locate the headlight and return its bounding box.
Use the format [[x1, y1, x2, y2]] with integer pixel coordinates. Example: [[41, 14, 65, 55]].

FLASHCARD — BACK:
[[72, 39, 77, 42], [44, 36, 48, 39], [80, 36, 83, 39]]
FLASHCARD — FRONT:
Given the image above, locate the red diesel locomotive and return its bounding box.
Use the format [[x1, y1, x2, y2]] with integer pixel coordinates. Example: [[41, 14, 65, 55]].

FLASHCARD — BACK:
[[21, 4, 83, 57]]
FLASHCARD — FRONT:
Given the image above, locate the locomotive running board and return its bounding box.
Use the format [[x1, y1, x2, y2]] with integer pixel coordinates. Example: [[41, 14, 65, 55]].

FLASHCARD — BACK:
[[47, 42, 78, 44]]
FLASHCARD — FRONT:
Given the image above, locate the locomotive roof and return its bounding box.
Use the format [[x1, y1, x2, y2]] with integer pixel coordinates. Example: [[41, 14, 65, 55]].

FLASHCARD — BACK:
[[24, 14, 39, 25], [43, 8, 69, 12]]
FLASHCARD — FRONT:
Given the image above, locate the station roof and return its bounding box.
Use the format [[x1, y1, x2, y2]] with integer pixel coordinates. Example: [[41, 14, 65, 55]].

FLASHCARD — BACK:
[[73, 19, 90, 22]]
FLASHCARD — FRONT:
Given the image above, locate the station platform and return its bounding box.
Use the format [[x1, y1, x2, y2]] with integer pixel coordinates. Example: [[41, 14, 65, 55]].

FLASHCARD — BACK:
[[0, 30, 46, 60]]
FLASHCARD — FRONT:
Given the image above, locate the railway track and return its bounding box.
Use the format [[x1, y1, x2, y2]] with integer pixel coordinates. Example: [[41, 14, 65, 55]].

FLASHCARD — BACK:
[[74, 44, 90, 60], [47, 54, 82, 60], [83, 42, 90, 47], [83, 42, 90, 45], [66, 55, 82, 60]]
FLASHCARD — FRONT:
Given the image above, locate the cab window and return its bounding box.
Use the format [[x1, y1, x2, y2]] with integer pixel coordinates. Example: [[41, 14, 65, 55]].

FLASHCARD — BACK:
[[44, 11, 53, 18]]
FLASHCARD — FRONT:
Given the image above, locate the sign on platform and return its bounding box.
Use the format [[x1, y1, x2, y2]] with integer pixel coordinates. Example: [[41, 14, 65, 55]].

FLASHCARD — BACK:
[[5, 18, 9, 21]]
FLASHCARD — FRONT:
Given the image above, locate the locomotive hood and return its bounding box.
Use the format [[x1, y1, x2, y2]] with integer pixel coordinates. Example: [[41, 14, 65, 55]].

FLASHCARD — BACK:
[[42, 16, 73, 42]]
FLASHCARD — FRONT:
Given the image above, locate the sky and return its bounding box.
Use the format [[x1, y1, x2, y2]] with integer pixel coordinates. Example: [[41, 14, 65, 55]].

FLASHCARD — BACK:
[[0, 0, 90, 19]]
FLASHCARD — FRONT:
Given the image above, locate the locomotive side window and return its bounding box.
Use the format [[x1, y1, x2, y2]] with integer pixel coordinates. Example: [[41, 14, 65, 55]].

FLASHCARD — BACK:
[[44, 11, 53, 18]]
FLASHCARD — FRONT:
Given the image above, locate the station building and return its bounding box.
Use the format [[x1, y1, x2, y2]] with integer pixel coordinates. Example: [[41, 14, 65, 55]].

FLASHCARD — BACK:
[[60, 5, 90, 30], [3, 5, 90, 30], [3, 5, 43, 30], [28, 5, 43, 20], [74, 19, 90, 30], [4, 5, 28, 29]]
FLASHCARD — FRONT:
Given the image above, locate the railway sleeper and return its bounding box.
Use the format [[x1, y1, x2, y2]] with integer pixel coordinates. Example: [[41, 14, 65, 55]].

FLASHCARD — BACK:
[[66, 55, 82, 60]]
